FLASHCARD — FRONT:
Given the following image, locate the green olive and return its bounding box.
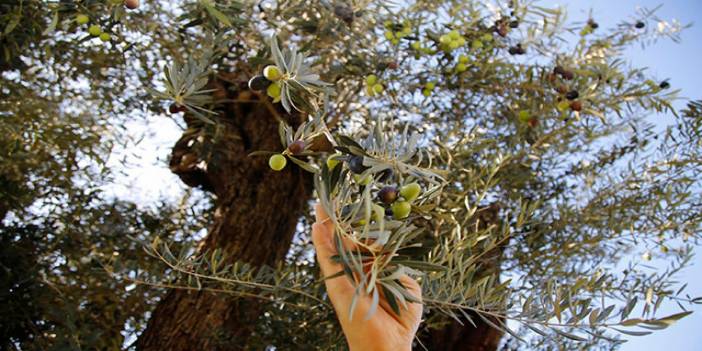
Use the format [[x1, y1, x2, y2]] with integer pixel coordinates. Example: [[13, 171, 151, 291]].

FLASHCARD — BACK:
[[88, 25, 102, 36], [263, 65, 282, 81], [518, 110, 531, 123], [267, 82, 282, 99], [366, 74, 377, 85], [269, 154, 287, 171], [326, 154, 340, 170], [76, 14, 90, 25], [353, 174, 371, 186], [392, 201, 411, 219], [400, 182, 421, 202]]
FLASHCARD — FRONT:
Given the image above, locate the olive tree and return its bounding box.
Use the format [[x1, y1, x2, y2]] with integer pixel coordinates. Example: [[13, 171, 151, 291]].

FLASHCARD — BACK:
[[1, 1, 700, 350]]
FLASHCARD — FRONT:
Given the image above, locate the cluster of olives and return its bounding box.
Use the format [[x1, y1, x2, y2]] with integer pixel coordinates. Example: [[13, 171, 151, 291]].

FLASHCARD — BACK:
[[508, 43, 526, 56], [550, 66, 583, 112], [454, 55, 469, 73], [410, 41, 435, 57], [377, 183, 422, 220], [383, 20, 412, 46], [75, 0, 139, 44], [438, 30, 466, 52], [327, 154, 424, 221], [248, 65, 285, 102], [365, 74, 384, 97]]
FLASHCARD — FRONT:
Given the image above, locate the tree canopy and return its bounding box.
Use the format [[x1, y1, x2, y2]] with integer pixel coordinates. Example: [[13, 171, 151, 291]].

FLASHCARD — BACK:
[[1, 1, 701, 350]]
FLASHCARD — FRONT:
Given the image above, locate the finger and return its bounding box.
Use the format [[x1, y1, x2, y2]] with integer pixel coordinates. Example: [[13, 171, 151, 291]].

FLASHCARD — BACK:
[[311, 222, 340, 278], [398, 275, 423, 330], [315, 203, 334, 233], [311, 221, 366, 322]]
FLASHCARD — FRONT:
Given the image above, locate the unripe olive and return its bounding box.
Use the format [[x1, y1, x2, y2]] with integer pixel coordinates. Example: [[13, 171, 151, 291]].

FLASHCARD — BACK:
[[392, 201, 411, 219], [378, 186, 399, 204], [518, 110, 531, 123], [263, 65, 282, 81], [76, 14, 89, 25], [88, 25, 102, 36], [326, 154, 340, 170], [400, 182, 421, 202], [99, 33, 111, 42], [267, 82, 282, 99], [366, 74, 377, 85], [353, 174, 371, 186], [269, 154, 287, 171]]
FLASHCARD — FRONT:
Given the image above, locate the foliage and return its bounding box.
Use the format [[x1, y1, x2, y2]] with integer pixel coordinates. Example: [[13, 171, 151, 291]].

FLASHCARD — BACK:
[[1, 0, 701, 350]]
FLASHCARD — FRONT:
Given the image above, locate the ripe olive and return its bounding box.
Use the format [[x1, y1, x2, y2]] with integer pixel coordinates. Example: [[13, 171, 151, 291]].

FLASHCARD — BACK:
[[248, 75, 271, 91], [125, 0, 139, 9], [565, 90, 579, 100], [348, 155, 369, 174], [378, 186, 399, 204], [561, 70, 575, 80], [570, 101, 583, 111], [288, 140, 305, 155]]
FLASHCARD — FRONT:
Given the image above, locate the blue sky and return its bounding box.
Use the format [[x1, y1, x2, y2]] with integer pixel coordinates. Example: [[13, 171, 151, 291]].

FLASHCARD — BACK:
[[555, 1, 702, 350]]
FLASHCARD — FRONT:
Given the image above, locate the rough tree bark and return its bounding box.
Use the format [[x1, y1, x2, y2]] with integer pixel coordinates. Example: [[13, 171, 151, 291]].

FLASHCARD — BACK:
[[137, 74, 504, 351], [137, 75, 313, 350]]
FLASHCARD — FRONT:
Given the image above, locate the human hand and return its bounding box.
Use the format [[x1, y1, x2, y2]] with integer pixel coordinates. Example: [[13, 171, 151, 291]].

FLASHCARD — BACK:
[[311, 203, 423, 351]]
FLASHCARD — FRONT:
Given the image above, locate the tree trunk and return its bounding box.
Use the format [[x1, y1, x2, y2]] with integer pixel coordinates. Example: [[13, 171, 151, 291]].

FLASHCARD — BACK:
[[137, 76, 313, 350], [138, 75, 504, 351]]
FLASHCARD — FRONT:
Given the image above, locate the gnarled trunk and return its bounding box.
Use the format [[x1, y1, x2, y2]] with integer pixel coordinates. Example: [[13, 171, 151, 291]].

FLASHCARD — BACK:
[[137, 76, 313, 350]]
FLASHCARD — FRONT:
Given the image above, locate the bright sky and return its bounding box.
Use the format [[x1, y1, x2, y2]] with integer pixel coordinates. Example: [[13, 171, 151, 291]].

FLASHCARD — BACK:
[[106, 1, 702, 348], [555, 1, 702, 350]]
